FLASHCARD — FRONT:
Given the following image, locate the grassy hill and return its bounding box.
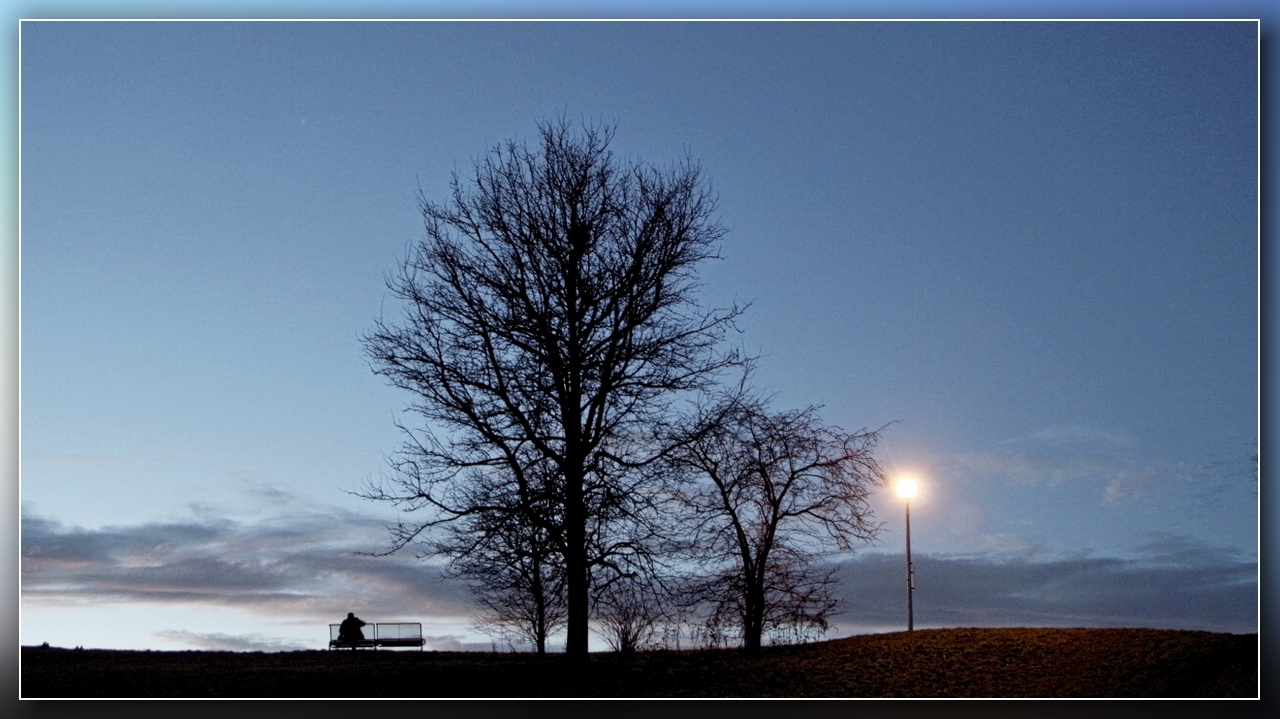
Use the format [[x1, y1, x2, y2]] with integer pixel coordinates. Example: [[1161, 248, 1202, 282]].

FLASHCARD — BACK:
[[19, 627, 1257, 698]]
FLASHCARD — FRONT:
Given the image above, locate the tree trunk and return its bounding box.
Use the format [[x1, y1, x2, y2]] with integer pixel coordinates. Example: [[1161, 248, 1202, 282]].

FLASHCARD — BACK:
[[563, 462, 588, 659], [532, 561, 547, 657], [743, 586, 764, 656], [563, 219, 590, 661]]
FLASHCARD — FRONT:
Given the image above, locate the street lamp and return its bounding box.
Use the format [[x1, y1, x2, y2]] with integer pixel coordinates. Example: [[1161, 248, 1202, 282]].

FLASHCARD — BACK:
[[895, 478, 918, 632]]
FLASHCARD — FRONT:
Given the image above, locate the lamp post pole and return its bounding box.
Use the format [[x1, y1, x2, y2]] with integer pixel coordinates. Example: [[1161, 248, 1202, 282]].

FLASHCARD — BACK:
[[895, 478, 918, 633], [904, 496, 914, 632]]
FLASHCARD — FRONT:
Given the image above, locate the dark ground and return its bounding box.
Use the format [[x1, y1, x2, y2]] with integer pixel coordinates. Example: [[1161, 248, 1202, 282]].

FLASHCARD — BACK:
[[18, 627, 1257, 699]]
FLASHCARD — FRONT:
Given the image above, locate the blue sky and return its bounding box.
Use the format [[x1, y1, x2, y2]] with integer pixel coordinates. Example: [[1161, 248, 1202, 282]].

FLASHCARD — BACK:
[[12, 11, 1261, 654]]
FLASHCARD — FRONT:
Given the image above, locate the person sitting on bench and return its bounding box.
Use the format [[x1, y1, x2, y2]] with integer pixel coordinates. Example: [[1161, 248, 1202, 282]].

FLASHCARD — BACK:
[[337, 612, 367, 649]]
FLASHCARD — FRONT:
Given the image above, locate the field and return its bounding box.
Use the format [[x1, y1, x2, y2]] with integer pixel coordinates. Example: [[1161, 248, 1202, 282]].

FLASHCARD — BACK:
[[19, 627, 1257, 698]]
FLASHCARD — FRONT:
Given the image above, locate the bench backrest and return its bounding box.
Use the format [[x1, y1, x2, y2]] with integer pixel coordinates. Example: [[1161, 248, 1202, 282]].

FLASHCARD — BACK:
[[374, 623, 423, 641], [329, 624, 364, 642], [329, 622, 422, 642]]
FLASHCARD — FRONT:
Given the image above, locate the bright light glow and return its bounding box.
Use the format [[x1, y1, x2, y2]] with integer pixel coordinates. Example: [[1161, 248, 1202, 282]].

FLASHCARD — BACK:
[[895, 478, 919, 499]]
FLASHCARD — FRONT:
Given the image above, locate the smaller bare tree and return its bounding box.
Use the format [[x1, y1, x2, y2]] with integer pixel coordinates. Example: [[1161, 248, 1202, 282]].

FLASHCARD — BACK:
[[434, 457, 567, 656], [593, 575, 668, 655], [452, 519, 567, 655], [673, 392, 887, 654]]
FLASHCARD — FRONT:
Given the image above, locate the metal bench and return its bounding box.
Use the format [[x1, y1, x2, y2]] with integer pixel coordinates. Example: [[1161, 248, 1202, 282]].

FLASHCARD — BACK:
[[328, 622, 425, 650]]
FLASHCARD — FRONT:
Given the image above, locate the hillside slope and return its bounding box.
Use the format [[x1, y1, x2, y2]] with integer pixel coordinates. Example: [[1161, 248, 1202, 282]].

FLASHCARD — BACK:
[[20, 627, 1257, 698]]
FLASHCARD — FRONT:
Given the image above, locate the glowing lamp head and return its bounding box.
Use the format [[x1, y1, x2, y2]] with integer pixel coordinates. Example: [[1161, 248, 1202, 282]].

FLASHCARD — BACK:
[[895, 478, 918, 500]]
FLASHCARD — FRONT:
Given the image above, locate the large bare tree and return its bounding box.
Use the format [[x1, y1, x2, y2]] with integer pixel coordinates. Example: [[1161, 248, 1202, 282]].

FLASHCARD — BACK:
[[362, 119, 741, 658], [673, 392, 887, 654]]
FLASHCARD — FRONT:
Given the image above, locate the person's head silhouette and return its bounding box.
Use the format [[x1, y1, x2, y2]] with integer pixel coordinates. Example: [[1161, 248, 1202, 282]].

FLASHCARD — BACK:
[[348, 612, 355, 618]]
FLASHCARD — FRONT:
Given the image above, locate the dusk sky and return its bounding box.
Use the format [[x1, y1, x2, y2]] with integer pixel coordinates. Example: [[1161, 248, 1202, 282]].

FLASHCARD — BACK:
[[13, 10, 1261, 654]]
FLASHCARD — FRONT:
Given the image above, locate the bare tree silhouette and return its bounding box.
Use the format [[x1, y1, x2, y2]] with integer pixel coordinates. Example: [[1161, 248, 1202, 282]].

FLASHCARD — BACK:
[[362, 118, 742, 659], [593, 573, 669, 655], [672, 391, 887, 655], [438, 456, 566, 655]]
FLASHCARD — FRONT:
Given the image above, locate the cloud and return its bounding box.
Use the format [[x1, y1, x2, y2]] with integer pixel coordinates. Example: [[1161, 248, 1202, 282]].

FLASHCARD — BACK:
[[23, 488, 1257, 648], [1022, 426, 1134, 447], [955, 448, 1117, 486], [153, 629, 311, 653], [421, 634, 502, 652], [20, 504, 475, 624], [953, 424, 1234, 506], [830, 534, 1257, 635], [1102, 464, 1157, 505]]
